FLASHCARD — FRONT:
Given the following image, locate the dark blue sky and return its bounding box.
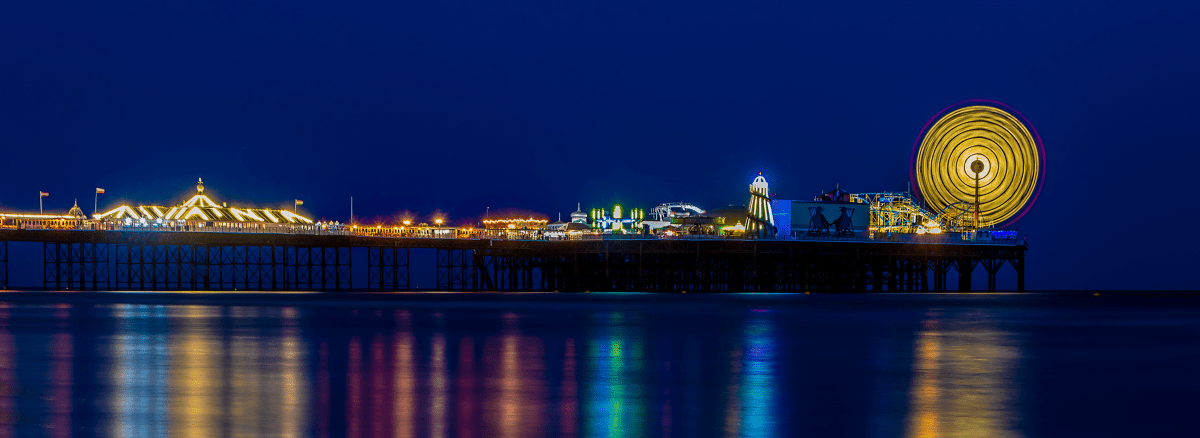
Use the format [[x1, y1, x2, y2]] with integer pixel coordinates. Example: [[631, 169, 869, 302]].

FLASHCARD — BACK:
[[1, 1, 1197, 289]]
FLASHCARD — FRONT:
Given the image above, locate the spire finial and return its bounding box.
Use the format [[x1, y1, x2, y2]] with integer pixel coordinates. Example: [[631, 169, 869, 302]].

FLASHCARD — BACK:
[[197, 178, 205, 194]]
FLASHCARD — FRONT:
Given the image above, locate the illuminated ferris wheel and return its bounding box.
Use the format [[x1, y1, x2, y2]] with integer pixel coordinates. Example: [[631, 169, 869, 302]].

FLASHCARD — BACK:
[[910, 101, 1046, 230]]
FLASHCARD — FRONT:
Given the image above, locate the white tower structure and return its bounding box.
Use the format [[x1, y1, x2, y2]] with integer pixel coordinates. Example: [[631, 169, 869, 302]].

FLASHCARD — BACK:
[[570, 203, 588, 223]]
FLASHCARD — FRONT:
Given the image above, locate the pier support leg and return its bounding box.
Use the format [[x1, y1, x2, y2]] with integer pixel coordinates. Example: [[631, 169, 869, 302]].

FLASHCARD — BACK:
[[1014, 252, 1025, 292], [981, 259, 1004, 292], [955, 259, 977, 292], [42, 242, 109, 291]]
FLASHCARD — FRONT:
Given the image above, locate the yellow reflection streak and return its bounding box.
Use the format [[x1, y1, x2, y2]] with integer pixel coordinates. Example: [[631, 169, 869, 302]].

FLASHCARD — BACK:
[[281, 308, 305, 438], [904, 315, 1023, 438], [501, 327, 519, 438], [431, 334, 447, 438], [909, 323, 942, 438], [170, 305, 220, 438], [232, 306, 261, 438], [394, 310, 414, 438], [491, 312, 546, 438]]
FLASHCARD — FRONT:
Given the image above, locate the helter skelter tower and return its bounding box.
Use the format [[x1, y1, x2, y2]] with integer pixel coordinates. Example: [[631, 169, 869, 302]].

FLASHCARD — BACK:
[[746, 173, 776, 237]]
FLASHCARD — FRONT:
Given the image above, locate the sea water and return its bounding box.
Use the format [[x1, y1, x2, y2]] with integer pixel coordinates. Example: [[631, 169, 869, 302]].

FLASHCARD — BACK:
[[0, 292, 1194, 437]]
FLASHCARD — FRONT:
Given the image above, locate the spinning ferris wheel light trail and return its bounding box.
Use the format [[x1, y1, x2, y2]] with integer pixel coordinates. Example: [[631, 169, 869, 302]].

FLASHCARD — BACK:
[[910, 100, 1046, 230]]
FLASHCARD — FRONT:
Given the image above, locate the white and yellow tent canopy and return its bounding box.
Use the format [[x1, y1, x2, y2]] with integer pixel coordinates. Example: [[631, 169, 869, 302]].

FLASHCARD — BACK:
[[94, 179, 313, 224]]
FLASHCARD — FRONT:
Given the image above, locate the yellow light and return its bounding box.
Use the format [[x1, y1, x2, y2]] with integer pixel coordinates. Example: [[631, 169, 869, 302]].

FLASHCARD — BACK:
[[507, 224, 515, 229], [279, 210, 313, 224], [183, 207, 209, 220], [435, 219, 443, 225], [0, 213, 75, 219], [403, 220, 411, 225], [915, 105, 1041, 226]]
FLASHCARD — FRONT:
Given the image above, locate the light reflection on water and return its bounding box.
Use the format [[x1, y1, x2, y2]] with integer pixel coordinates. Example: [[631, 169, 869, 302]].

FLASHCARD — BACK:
[[588, 312, 645, 438], [3, 295, 1192, 437], [904, 312, 1023, 438]]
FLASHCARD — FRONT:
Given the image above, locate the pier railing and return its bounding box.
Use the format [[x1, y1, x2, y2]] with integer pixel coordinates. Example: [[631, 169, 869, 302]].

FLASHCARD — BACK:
[[21, 221, 1022, 247]]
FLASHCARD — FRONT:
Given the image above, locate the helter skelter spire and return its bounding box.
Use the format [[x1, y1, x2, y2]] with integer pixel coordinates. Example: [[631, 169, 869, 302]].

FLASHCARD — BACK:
[[746, 172, 776, 237]]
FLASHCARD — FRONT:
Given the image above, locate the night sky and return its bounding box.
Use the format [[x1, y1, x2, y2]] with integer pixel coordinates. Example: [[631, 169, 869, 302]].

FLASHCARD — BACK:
[[2, 1, 1197, 290]]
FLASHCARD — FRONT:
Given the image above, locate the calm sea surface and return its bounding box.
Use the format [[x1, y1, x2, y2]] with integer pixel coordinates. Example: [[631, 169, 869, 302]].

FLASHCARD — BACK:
[[0, 292, 1195, 437]]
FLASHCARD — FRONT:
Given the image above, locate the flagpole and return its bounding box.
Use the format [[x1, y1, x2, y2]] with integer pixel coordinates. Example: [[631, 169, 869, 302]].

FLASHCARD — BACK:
[[40, 192, 43, 214], [95, 191, 98, 217]]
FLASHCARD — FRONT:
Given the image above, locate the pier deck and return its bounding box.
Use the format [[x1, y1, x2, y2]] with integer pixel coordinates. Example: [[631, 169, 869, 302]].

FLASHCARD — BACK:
[[0, 230, 1025, 292]]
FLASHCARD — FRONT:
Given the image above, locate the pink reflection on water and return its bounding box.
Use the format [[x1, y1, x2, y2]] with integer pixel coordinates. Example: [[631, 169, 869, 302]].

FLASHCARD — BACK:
[[370, 333, 391, 438], [48, 309, 72, 438], [431, 334, 447, 438], [317, 342, 330, 438], [561, 338, 578, 438], [394, 310, 415, 438], [456, 336, 476, 438], [347, 336, 362, 438], [0, 303, 13, 438], [484, 312, 547, 438]]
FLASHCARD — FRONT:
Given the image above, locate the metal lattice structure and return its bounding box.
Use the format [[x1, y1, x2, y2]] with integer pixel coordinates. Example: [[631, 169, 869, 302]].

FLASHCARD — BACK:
[[933, 202, 978, 232], [368, 247, 410, 291], [43, 242, 109, 290], [650, 203, 706, 221], [851, 192, 945, 234]]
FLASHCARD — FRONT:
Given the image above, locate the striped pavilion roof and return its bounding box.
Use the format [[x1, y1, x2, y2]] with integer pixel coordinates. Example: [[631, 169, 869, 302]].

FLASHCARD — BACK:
[[94, 178, 313, 224]]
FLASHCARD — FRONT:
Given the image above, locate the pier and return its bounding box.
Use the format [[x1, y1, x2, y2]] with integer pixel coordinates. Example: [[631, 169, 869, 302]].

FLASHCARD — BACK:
[[0, 230, 1025, 292]]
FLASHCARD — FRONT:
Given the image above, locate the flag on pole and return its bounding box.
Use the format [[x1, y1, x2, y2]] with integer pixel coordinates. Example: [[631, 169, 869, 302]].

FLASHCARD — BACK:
[[96, 188, 105, 194], [39, 191, 49, 197], [295, 200, 303, 206]]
